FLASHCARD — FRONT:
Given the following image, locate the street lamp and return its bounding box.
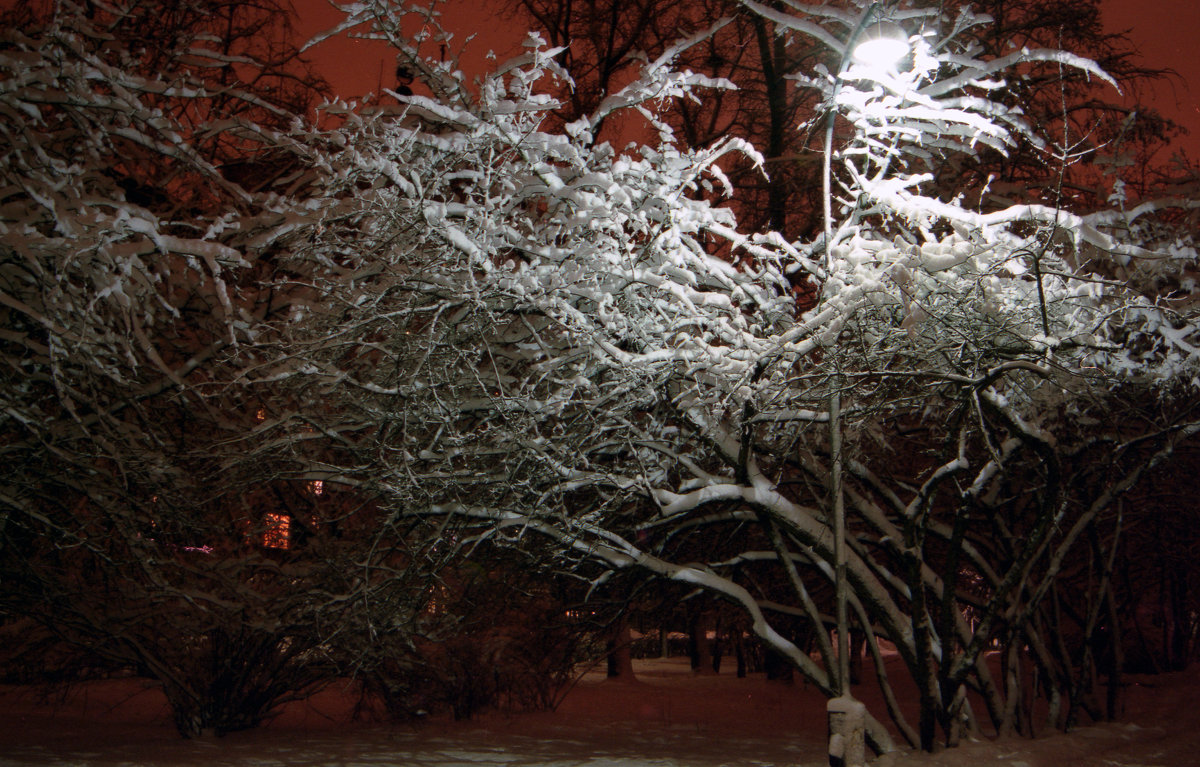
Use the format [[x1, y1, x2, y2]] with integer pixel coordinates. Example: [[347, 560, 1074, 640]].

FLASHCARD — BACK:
[[851, 20, 910, 69], [822, 5, 909, 272], [823, 5, 908, 767]]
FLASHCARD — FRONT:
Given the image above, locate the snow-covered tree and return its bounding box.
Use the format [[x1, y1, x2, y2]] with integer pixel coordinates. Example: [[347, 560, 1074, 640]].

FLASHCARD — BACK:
[[5, 0, 1200, 751], [0, 0, 448, 737], [505, 0, 1183, 241], [253, 0, 1200, 755]]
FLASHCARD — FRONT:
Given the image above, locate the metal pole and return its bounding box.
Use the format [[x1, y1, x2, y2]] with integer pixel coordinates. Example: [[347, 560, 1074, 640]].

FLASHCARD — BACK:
[[830, 382, 849, 697], [822, 7, 909, 763], [824, 0, 884, 701]]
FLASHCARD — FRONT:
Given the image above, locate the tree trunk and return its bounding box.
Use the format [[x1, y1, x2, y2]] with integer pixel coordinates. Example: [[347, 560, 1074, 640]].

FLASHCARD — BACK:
[[849, 628, 865, 685], [764, 645, 794, 682], [711, 616, 724, 673], [687, 608, 714, 675], [735, 628, 747, 678], [606, 615, 635, 680]]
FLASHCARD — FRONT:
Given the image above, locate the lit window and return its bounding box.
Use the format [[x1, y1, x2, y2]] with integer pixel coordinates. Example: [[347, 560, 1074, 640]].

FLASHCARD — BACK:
[[262, 513, 291, 549], [307, 480, 324, 496]]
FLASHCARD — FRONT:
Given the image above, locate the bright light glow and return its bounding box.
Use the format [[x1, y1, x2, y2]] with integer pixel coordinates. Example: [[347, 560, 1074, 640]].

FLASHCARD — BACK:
[[852, 35, 909, 68], [852, 20, 909, 68]]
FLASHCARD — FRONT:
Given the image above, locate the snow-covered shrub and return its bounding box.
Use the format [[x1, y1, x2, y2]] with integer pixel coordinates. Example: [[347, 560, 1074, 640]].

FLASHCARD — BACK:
[[0, 0, 378, 738]]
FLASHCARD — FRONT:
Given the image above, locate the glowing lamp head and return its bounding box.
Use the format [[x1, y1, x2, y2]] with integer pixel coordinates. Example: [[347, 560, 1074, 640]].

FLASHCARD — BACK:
[[852, 21, 909, 68]]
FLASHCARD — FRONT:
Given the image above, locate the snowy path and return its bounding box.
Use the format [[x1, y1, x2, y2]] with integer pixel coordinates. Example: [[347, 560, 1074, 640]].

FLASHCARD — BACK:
[[1, 726, 820, 767], [3, 659, 1198, 766]]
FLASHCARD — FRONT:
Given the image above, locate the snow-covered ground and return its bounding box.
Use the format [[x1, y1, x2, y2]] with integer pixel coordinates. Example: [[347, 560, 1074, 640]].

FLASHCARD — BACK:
[[2, 657, 1197, 766]]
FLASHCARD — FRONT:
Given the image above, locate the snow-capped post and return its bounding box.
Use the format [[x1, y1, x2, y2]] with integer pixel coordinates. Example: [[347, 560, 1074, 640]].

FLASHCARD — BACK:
[[820, 3, 909, 761], [827, 695, 869, 767]]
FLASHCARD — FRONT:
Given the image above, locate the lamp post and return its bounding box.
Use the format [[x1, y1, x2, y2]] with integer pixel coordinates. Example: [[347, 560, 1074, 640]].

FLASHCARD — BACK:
[[822, 4, 908, 766]]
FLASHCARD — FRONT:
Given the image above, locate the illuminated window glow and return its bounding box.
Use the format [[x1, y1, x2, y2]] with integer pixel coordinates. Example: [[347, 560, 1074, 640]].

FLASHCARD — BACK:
[[262, 512, 291, 549]]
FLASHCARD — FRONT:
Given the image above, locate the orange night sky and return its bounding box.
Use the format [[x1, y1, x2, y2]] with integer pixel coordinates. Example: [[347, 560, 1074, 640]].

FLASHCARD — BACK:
[[292, 0, 1200, 161]]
